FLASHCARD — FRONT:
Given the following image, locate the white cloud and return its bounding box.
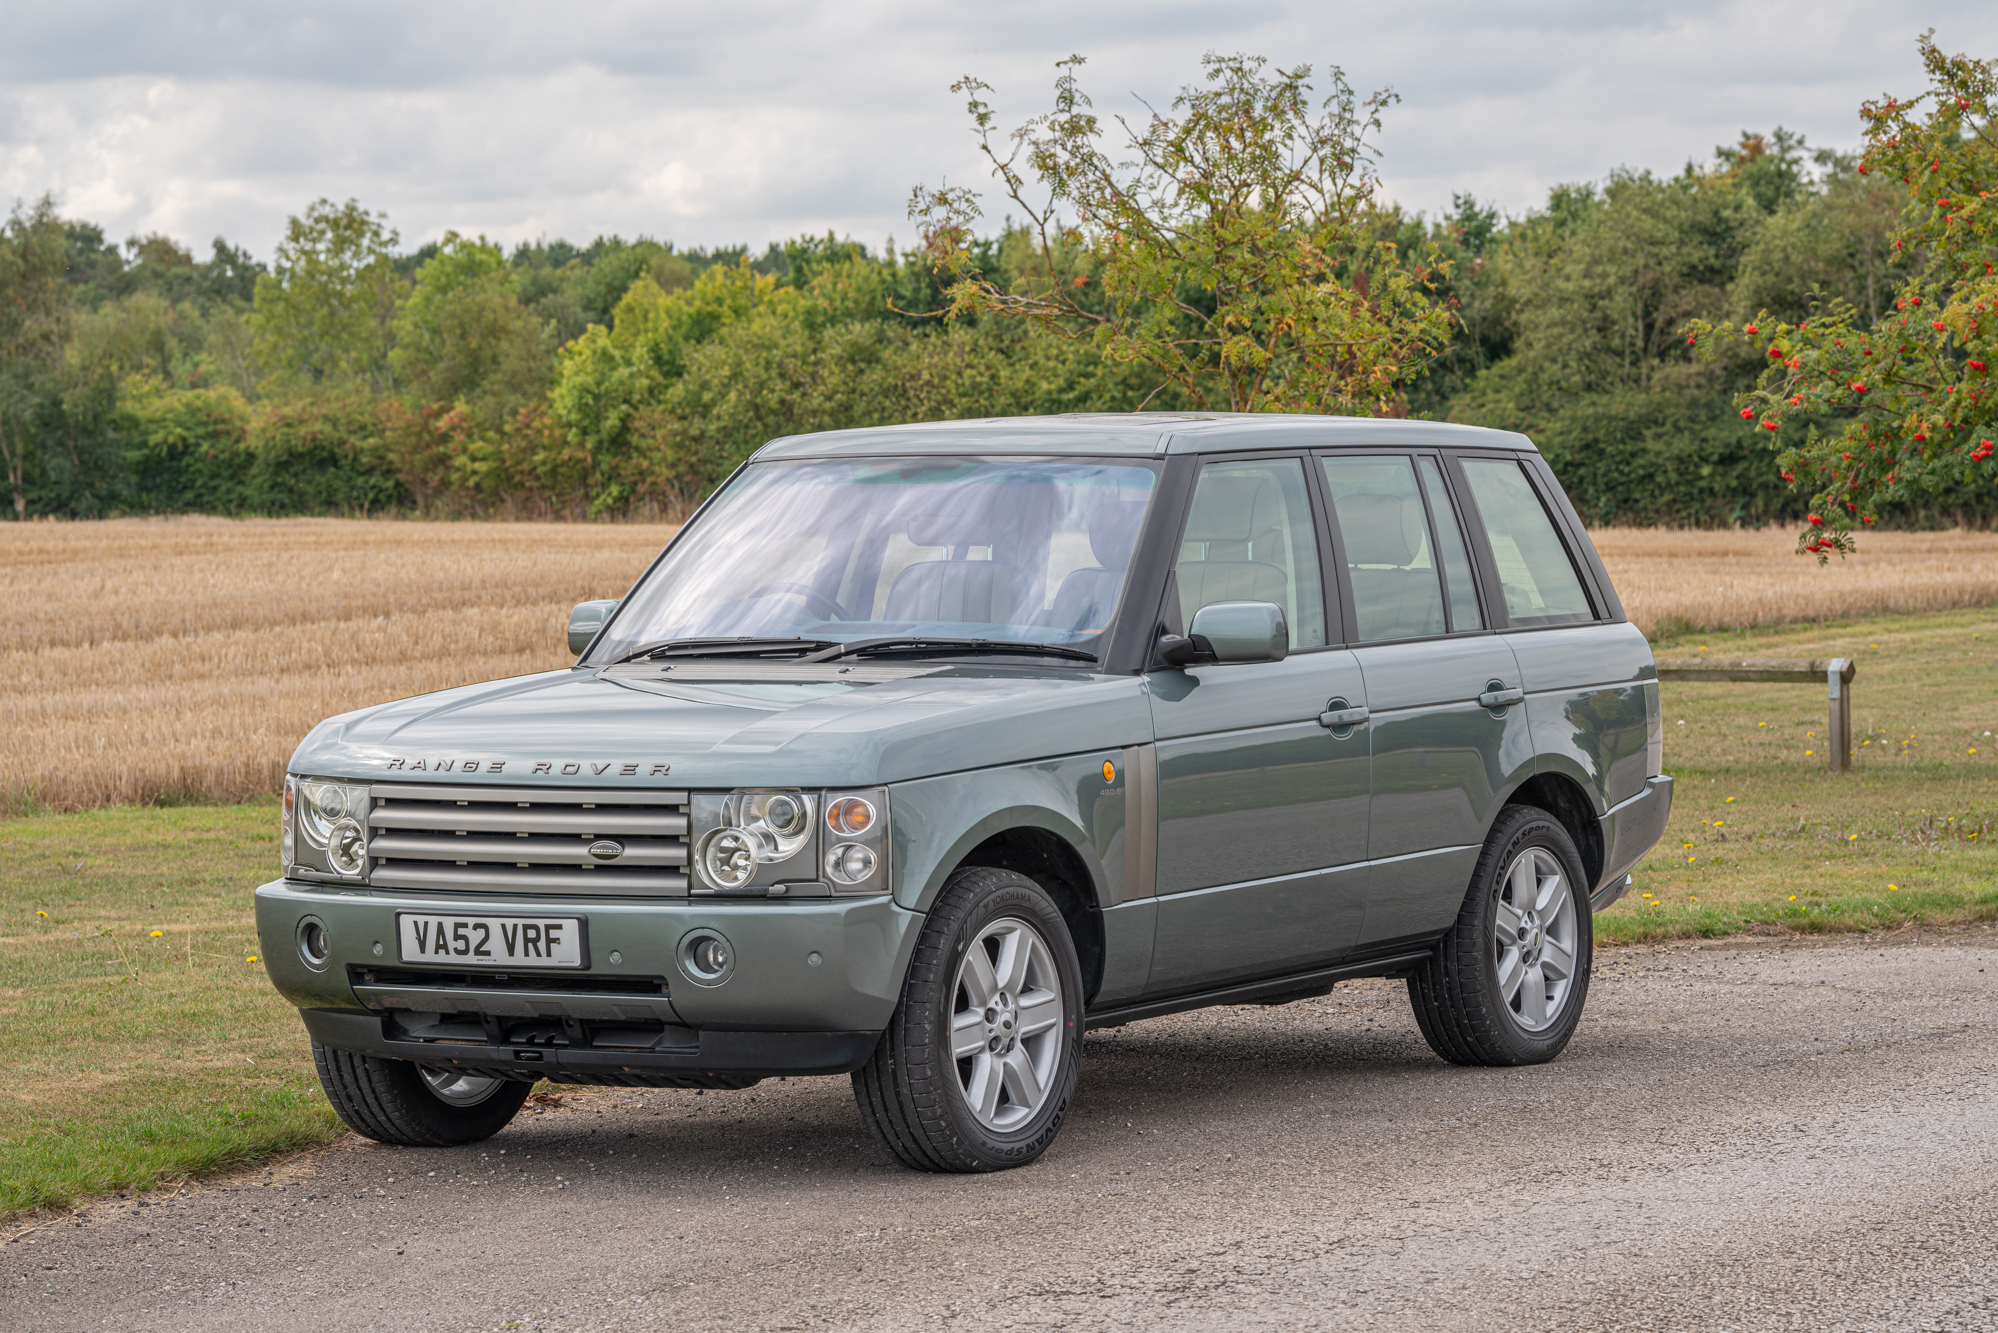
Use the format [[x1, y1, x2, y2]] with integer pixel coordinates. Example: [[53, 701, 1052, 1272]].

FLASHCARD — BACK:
[[1, 0, 1992, 255]]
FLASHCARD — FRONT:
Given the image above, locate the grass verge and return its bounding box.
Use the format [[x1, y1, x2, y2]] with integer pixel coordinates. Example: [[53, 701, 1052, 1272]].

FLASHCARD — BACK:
[[1603, 606, 1998, 943], [0, 800, 342, 1221]]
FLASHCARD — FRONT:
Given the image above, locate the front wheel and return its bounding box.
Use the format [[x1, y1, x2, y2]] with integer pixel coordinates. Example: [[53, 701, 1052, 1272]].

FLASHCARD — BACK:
[[1406, 804, 1593, 1067], [852, 867, 1082, 1172], [313, 1043, 531, 1146]]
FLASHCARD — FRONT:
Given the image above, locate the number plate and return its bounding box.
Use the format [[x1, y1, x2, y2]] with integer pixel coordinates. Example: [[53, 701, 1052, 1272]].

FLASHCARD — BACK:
[[396, 913, 586, 968]]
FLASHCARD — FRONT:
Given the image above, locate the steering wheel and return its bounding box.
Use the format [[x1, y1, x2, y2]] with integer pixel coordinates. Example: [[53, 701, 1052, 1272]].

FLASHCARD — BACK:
[[745, 581, 849, 622]]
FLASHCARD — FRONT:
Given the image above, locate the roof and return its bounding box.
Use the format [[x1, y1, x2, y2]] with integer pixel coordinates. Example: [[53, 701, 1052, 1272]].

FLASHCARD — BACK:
[[751, 413, 1537, 460]]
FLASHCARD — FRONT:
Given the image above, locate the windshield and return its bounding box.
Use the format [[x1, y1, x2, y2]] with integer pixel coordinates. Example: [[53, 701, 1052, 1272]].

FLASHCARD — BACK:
[[592, 456, 1162, 664]]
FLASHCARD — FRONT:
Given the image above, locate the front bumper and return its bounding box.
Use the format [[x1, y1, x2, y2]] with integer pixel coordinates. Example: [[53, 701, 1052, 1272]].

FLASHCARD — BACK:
[[255, 879, 921, 1059], [301, 1009, 880, 1084]]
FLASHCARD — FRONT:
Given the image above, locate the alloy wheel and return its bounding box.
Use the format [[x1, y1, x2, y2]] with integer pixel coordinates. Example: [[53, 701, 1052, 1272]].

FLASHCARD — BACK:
[[948, 916, 1066, 1131], [1493, 846, 1579, 1032], [418, 1065, 508, 1107]]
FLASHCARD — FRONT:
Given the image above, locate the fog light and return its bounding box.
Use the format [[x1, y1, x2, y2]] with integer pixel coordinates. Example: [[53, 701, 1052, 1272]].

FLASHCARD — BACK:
[[825, 842, 877, 885], [681, 930, 735, 985], [297, 916, 330, 970]]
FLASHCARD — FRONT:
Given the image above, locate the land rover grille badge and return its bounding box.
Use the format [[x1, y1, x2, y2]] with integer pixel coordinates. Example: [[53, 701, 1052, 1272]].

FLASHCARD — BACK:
[[588, 840, 625, 862]]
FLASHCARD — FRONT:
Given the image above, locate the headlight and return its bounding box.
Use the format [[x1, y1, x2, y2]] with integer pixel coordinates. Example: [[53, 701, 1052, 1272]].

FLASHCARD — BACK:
[[688, 787, 888, 894], [298, 780, 362, 848], [698, 827, 759, 889], [825, 842, 877, 885], [325, 819, 367, 876], [737, 791, 815, 861], [288, 777, 371, 880], [280, 776, 297, 872]]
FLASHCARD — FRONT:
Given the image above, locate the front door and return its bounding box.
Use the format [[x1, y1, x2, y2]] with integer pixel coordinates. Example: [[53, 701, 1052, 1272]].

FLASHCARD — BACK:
[[1146, 456, 1370, 993], [1318, 452, 1533, 951]]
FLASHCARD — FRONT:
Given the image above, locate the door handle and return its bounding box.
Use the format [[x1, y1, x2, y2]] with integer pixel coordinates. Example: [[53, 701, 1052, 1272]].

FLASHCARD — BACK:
[[1479, 686, 1525, 709], [1318, 705, 1369, 729]]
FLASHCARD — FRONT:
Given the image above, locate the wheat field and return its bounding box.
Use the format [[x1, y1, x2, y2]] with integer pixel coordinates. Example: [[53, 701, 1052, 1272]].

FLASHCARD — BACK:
[[1592, 528, 1998, 639], [5, 518, 1998, 813], [2, 517, 676, 812]]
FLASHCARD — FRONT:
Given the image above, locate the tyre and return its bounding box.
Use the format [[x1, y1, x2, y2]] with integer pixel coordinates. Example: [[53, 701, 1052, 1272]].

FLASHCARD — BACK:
[[853, 867, 1083, 1172], [1407, 804, 1593, 1067], [313, 1042, 531, 1146]]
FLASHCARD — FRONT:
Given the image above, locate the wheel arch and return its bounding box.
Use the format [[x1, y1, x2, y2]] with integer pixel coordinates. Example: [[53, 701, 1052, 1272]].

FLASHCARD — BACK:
[[1501, 770, 1606, 893], [952, 826, 1106, 1006]]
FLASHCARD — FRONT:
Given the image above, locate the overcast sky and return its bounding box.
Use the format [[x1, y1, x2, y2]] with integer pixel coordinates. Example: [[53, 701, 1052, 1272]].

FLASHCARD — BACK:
[[2, 0, 1994, 260]]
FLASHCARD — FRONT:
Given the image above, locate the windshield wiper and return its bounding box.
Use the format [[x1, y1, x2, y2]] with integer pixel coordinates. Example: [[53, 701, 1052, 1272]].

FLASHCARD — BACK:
[[610, 637, 841, 664], [800, 637, 1098, 665]]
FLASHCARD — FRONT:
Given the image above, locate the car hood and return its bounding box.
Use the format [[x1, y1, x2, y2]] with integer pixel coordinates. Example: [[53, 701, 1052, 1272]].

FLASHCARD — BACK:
[[289, 662, 1154, 789]]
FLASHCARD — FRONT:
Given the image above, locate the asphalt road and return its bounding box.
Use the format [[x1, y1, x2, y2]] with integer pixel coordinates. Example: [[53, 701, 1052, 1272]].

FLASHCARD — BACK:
[[7, 929, 1998, 1332]]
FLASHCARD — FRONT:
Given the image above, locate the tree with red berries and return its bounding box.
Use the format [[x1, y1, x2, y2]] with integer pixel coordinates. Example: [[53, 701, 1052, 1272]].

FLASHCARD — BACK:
[[1688, 34, 1998, 559]]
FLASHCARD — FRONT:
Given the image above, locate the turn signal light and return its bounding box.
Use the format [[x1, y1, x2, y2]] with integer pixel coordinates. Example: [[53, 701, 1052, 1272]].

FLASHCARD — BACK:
[[825, 797, 876, 836]]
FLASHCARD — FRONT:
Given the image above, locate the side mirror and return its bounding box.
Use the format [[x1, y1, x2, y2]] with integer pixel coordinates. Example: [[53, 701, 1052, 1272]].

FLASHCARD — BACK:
[[1162, 601, 1288, 666], [568, 600, 618, 656]]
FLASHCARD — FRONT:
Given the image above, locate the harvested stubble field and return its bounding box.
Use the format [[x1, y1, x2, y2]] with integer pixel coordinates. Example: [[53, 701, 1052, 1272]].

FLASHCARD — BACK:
[[2, 517, 676, 813], [4, 518, 1998, 812], [1593, 526, 1998, 638]]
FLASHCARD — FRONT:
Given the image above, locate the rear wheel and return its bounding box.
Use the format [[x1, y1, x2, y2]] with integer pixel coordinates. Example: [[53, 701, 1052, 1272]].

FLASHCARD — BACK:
[[1407, 804, 1593, 1067], [313, 1042, 531, 1146], [853, 867, 1082, 1172]]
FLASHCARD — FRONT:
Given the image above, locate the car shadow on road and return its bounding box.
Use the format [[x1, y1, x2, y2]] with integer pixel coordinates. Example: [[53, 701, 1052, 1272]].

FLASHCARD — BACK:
[[388, 1003, 1469, 1190]]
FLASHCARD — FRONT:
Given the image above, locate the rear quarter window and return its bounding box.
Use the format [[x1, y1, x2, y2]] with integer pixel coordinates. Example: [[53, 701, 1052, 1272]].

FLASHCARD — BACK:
[[1458, 459, 1595, 626]]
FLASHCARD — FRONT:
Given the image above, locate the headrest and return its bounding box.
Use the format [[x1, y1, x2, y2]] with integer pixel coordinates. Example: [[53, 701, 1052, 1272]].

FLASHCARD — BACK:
[[1183, 476, 1279, 543], [1335, 492, 1416, 566], [905, 489, 1026, 548], [1087, 500, 1149, 569]]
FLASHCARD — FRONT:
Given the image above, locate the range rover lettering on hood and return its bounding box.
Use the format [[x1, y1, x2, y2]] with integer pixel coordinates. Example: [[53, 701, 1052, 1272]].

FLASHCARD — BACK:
[[382, 758, 671, 776]]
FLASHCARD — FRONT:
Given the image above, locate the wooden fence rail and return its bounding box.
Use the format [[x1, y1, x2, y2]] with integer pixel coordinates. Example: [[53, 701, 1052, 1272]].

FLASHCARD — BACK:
[[1653, 657, 1857, 772]]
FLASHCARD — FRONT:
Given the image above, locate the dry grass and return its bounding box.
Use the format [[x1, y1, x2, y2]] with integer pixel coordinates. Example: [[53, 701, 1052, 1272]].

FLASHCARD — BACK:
[[6, 517, 1998, 813], [1, 517, 675, 812], [1594, 527, 1998, 639]]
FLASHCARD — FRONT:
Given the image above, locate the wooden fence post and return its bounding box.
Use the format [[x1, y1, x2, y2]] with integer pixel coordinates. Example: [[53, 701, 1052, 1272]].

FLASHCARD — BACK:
[[1652, 656, 1859, 774], [1828, 658, 1853, 773]]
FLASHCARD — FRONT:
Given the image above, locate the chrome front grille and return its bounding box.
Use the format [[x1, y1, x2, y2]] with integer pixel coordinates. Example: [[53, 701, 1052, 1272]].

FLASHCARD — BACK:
[[365, 783, 690, 896]]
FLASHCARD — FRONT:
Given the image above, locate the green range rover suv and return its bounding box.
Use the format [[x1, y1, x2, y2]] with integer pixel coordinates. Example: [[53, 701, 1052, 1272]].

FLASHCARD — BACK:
[[257, 413, 1671, 1172]]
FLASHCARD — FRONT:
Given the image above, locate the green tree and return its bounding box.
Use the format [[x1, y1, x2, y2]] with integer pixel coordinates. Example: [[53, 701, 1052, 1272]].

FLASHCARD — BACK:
[[392, 231, 551, 420], [910, 53, 1453, 412], [249, 199, 402, 392], [546, 260, 800, 513], [114, 375, 255, 511], [0, 196, 71, 517], [1691, 35, 1998, 556]]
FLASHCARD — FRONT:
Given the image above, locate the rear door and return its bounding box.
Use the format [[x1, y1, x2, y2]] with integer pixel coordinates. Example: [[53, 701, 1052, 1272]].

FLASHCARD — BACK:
[[1144, 454, 1371, 993], [1317, 451, 1532, 951], [1452, 453, 1655, 881]]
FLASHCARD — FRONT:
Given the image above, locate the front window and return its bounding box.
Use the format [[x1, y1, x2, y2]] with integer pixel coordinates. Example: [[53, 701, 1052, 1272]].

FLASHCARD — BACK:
[[591, 457, 1161, 665]]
